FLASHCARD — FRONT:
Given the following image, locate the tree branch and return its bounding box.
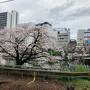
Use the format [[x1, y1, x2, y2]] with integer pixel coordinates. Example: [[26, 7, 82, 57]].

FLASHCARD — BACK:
[[0, 45, 16, 58]]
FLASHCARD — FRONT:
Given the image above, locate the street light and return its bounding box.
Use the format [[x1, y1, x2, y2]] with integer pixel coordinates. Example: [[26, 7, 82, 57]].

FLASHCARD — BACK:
[[0, 0, 14, 3]]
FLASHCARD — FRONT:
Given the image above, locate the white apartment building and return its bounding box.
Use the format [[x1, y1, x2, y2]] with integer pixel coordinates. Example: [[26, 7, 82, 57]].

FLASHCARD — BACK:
[[0, 10, 18, 29], [56, 28, 70, 48]]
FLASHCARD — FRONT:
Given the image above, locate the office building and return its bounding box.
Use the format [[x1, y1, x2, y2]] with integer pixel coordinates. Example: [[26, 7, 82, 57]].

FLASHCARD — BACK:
[[84, 29, 90, 46], [0, 12, 11, 29], [0, 10, 18, 29], [77, 29, 90, 46], [57, 28, 70, 48]]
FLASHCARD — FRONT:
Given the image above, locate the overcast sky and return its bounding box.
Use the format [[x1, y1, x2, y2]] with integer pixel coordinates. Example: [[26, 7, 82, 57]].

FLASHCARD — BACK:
[[0, 0, 90, 39]]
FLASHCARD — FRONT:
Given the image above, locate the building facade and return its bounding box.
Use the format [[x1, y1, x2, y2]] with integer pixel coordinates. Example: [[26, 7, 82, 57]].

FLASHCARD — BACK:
[[77, 29, 85, 46], [77, 29, 90, 46], [0, 12, 11, 29], [11, 10, 18, 29], [84, 29, 90, 45], [0, 10, 18, 29], [77, 29, 90, 52], [57, 28, 70, 48]]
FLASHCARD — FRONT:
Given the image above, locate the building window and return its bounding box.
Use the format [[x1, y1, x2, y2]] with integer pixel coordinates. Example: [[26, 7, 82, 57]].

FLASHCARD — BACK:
[[58, 31, 60, 34]]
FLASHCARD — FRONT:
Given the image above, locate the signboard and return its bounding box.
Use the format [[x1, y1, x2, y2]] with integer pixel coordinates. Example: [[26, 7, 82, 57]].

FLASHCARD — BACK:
[[85, 40, 90, 44]]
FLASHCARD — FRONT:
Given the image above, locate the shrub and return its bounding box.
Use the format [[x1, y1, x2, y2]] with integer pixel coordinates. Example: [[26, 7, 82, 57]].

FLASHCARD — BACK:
[[48, 49, 62, 56], [74, 65, 89, 72]]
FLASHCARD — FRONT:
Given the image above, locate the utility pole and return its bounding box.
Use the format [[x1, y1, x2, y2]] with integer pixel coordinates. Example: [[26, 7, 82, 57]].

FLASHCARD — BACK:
[[0, 0, 14, 3]]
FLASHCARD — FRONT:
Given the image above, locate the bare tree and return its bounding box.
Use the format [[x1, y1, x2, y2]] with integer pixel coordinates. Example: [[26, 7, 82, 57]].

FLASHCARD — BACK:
[[0, 27, 50, 65]]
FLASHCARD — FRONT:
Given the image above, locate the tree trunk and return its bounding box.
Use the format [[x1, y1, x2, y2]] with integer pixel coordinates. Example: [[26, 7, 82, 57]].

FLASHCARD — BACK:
[[66, 86, 75, 90], [16, 59, 23, 65]]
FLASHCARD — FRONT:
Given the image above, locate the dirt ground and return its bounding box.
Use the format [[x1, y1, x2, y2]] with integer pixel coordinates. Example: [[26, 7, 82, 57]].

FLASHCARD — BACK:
[[0, 75, 65, 90]]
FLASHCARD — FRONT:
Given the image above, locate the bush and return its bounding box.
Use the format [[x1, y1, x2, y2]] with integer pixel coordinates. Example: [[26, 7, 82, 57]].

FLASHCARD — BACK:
[[48, 49, 62, 56], [74, 65, 89, 72], [72, 79, 90, 89], [58, 76, 76, 82]]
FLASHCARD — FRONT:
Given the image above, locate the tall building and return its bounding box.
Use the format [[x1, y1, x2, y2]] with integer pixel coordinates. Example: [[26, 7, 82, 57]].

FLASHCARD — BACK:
[[56, 28, 70, 48], [77, 29, 85, 46], [11, 10, 18, 29], [0, 12, 11, 29], [0, 10, 18, 29]]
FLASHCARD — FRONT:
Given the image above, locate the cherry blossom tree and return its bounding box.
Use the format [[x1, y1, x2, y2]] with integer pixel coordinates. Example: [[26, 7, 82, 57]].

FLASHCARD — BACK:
[[0, 27, 50, 65]]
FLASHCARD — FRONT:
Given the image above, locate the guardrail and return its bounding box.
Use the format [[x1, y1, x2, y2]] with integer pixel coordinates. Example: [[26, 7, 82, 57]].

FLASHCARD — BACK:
[[0, 64, 89, 72], [0, 64, 90, 77], [0, 64, 62, 72]]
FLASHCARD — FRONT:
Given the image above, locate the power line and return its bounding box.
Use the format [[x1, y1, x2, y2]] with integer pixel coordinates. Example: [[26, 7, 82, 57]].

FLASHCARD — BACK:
[[0, 0, 14, 3]]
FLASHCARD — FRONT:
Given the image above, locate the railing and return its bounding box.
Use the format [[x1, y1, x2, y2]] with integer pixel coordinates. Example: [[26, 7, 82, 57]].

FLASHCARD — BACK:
[[0, 64, 89, 72]]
